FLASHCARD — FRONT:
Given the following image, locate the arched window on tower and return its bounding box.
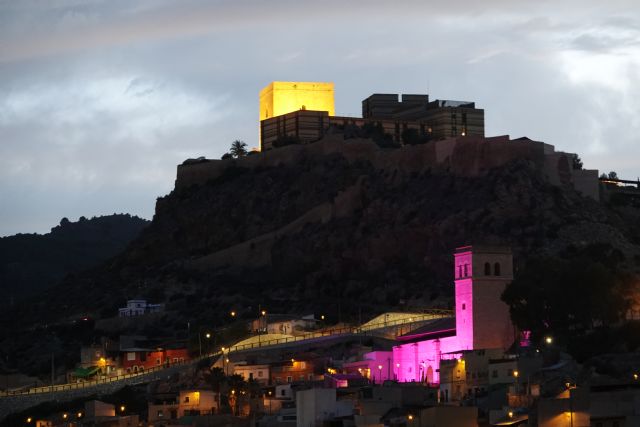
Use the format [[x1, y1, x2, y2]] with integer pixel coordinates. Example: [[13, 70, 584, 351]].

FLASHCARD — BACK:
[[463, 264, 468, 277], [484, 262, 491, 276], [494, 262, 501, 276], [458, 265, 463, 278]]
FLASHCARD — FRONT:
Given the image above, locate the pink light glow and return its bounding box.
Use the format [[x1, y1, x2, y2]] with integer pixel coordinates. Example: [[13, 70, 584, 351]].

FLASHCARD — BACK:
[[391, 248, 476, 385]]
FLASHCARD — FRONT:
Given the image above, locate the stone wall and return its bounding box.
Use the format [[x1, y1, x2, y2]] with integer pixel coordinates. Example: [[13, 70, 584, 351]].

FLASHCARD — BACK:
[[175, 135, 597, 200], [0, 364, 190, 421]]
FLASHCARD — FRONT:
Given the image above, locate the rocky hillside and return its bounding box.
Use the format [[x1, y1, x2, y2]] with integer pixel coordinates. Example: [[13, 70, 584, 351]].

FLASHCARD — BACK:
[[1, 138, 639, 376], [0, 214, 149, 303]]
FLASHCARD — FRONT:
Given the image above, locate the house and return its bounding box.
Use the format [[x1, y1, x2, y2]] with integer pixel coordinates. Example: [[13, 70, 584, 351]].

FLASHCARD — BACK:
[[271, 359, 316, 384], [344, 351, 394, 384], [148, 390, 218, 425], [250, 314, 318, 336], [119, 336, 189, 374], [296, 388, 354, 427], [82, 400, 139, 427], [233, 363, 270, 384], [118, 299, 163, 317]]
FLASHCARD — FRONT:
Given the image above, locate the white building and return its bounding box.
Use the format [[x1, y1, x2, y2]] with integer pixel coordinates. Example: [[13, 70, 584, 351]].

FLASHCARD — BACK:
[[118, 299, 163, 317], [296, 388, 353, 427]]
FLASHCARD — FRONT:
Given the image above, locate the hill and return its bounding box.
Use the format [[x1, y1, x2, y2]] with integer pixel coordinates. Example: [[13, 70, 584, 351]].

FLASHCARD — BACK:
[[0, 214, 149, 303], [1, 137, 639, 377]]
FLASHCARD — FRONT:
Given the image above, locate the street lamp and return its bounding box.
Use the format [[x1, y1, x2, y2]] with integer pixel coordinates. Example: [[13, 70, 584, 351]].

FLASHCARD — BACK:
[[378, 365, 383, 384], [119, 405, 125, 413], [230, 311, 236, 317], [545, 336, 553, 345]]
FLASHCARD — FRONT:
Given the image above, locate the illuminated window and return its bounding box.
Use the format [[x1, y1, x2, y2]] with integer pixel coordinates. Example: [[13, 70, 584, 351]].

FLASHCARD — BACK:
[[484, 263, 491, 276], [494, 263, 501, 276]]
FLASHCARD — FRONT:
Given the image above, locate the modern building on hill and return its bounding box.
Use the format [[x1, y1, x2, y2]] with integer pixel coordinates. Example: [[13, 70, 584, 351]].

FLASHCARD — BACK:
[[258, 81, 484, 150], [362, 93, 485, 139]]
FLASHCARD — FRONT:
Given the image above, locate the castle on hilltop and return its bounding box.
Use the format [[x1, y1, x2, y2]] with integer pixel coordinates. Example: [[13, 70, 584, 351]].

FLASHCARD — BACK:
[[259, 81, 484, 151], [176, 81, 600, 201]]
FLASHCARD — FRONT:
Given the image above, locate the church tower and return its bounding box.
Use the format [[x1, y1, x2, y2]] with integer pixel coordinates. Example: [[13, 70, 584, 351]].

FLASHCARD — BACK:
[[454, 246, 515, 351]]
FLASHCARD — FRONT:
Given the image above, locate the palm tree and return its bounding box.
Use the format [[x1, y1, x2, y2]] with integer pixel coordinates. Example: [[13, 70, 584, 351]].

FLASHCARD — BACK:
[[229, 140, 248, 158]]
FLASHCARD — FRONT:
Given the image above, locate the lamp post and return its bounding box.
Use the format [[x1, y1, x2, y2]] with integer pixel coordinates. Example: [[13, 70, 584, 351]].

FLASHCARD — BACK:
[[377, 365, 383, 385]]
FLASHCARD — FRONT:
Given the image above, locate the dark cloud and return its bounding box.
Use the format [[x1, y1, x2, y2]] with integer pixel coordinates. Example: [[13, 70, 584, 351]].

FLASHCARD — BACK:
[[0, 0, 639, 235]]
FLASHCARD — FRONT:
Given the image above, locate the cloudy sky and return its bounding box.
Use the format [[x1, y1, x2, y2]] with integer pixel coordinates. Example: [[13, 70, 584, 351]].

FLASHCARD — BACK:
[[1, 0, 639, 236]]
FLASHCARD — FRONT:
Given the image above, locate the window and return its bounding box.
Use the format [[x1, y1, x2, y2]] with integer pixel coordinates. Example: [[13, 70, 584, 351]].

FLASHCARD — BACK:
[[258, 371, 263, 377], [484, 262, 491, 276], [458, 265, 462, 278], [463, 264, 468, 277], [462, 303, 466, 311], [494, 263, 501, 276], [507, 369, 513, 377], [184, 396, 190, 403], [492, 370, 497, 378], [281, 389, 286, 396], [156, 358, 161, 365], [287, 376, 292, 383], [127, 352, 136, 361]]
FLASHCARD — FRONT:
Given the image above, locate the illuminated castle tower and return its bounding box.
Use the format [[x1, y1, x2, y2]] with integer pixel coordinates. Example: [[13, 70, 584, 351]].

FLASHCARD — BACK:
[[259, 81, 335, 121], [453, 246, 515, 350]]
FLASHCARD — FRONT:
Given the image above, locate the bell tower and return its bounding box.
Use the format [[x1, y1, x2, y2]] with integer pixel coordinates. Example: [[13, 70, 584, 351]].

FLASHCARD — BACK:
[[454, 246, 515, 351]]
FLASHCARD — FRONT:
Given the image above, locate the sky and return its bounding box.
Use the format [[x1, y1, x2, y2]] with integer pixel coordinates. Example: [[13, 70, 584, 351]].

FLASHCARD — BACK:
[[1, 0, 639, 236]]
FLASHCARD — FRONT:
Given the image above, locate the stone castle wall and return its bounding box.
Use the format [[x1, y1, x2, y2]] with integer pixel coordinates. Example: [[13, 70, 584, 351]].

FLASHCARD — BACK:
[[175, 135, 598, 200]]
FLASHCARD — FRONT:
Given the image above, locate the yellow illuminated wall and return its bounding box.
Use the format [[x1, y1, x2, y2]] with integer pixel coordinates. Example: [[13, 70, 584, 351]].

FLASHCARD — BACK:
[[259, 81, 335, 121]]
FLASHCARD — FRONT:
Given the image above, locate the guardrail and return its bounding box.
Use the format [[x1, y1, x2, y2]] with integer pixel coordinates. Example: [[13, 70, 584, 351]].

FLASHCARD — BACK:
[[0, 310, 451, 398], [225, 310, 451, 352]]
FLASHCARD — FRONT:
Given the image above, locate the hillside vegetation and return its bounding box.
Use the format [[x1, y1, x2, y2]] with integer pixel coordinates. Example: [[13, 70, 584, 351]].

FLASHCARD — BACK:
[[1, 139, 639, 377]]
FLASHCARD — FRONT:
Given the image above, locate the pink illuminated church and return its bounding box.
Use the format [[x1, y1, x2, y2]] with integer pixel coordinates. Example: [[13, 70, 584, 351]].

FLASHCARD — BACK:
[[391, 246, 516, 384]]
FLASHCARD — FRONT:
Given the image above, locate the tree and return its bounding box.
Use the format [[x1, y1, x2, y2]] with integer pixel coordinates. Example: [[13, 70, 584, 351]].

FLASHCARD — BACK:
[[502, 245, 628, 348], [608, 171, 618, 180], [229, 140, 248, 158], [572, 155, 583, 170], [221, 153, 233, 160]]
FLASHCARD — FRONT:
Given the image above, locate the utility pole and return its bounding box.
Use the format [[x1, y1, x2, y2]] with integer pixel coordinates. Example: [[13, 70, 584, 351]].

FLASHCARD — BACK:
[[51, 353, 55, 396]]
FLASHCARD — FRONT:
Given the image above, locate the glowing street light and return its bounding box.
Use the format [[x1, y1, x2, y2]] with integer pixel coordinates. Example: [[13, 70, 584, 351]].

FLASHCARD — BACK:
[[119, 405, 126, 413], [408, 414, 414, 421], [514, 370, 519, 378], [508, 411, 514, 418], [545, 336, 553, 345], [634, 373, 638, 380], [26, 417, 32, 423], [205, 333, 211, 339], [230, 311, 236, 317], [62, 414, 68, 420]]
